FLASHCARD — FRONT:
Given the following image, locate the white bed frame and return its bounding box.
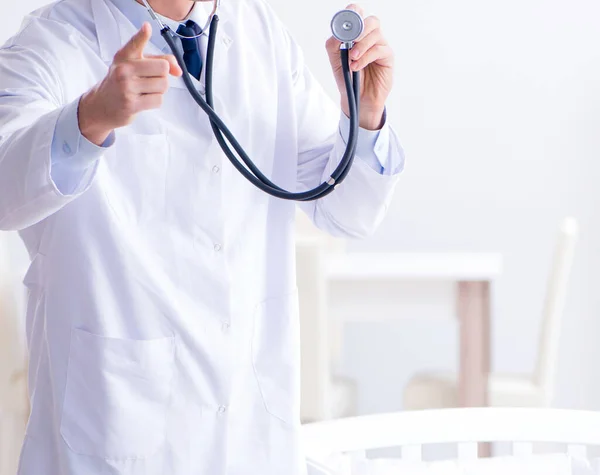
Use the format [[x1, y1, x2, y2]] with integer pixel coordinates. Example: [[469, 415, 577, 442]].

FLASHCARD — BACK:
[[303, 408, 600, 474]]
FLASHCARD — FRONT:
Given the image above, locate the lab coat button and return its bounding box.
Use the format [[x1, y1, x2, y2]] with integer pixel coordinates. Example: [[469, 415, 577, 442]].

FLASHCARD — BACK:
[[214, 243, 222, 252], [221, 321, 230, 331], [218, 405, 227, 414], [212, 165, 220, 174]]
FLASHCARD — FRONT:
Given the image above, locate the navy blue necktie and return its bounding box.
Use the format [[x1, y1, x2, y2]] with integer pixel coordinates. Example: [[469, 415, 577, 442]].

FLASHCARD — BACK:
[[177, 20, 203, 81]]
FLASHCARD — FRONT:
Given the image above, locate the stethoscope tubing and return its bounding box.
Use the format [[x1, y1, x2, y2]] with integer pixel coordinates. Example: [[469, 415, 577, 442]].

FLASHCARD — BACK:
[[141, 0, 219, 38], [161, 15, 361, 202]]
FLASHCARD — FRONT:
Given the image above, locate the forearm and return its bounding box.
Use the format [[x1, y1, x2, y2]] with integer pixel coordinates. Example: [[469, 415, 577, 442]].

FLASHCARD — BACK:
[[0, 106, 82, 231]]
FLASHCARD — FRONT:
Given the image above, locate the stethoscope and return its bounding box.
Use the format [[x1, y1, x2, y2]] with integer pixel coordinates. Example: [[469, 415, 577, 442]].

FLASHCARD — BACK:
[[141, 0, 364, 201]]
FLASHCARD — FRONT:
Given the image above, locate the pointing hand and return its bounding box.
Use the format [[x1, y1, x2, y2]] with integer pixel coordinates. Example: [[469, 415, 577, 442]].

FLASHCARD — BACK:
[[79, 23, 183, 145]]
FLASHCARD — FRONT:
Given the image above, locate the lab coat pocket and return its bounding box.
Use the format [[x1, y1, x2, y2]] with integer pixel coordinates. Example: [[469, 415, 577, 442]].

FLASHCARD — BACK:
[[60, 328, 175, 460], [252, 290, 300, 425], [104, 133, 169, 225]]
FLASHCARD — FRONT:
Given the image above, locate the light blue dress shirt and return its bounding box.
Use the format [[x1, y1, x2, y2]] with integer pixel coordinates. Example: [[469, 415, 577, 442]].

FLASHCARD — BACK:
[[50, 0, 395, 194]]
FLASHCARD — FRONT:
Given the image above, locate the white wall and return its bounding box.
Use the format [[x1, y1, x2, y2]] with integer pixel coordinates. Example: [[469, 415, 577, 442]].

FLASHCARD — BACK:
[[268, 0, 600, 411], [2, 1, 49, 41], [3, 0, 600, 411]]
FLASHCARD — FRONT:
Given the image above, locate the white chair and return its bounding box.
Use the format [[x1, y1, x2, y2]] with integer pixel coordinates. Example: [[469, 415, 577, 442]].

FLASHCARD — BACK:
[[296, 235, 356, 423], [403, 217, 579, 410], [0, 233, 29, 475], [304, 408, 600, 474]]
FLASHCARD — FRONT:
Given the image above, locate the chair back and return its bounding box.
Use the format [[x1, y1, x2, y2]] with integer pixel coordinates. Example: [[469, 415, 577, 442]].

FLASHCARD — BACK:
[[534, 217, 579, 404]]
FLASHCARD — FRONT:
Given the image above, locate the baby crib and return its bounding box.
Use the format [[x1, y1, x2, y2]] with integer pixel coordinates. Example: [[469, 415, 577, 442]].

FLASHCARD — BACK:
[[303, 408, 600, 474]]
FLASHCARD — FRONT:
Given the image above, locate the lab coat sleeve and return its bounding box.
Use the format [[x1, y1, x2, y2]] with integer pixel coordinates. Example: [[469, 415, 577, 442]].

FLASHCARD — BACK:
[[51, 98, 115, 195], [0, 45, 100, 231], [338, 110, 403, 176], [290, 35, 405, 239], [338, 111, 384, 174]]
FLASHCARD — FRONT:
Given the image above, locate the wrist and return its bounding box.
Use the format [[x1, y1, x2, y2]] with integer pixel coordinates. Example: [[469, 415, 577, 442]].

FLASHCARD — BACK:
[[358, 107, 386, 131], [78, 90, 114, 146], [340, 100, 385, 131]]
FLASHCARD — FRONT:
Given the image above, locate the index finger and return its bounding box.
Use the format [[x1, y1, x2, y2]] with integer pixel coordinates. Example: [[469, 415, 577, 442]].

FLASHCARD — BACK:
[[344, 4, 380, 43], [354, 16, 382, 44], [345, 3, 366, 18], [115, 22, 152, 62]]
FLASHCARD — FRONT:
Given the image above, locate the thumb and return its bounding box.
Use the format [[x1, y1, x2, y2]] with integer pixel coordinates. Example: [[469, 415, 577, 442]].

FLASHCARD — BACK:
[[115, 22, 152, 61]]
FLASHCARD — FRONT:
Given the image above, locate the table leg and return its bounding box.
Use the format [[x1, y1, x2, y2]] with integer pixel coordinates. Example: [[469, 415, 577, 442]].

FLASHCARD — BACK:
[[458, 281, 491, 456]]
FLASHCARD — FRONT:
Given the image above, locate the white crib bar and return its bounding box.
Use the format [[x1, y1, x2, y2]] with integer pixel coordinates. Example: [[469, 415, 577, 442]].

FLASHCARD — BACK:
[[348, 450, 366, 466], [457, 442, 478, 460], [306, 459, 335, 475], [401, 444, 422, 462], [567, 444, 588, 459], [512, 442, 534, 456], [303, 408, 600, 474]]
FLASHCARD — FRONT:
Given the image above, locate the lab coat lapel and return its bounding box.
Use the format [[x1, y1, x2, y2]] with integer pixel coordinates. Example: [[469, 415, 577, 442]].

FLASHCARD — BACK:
[[91, 0, 163, 62], [90, 0, 234, 91]]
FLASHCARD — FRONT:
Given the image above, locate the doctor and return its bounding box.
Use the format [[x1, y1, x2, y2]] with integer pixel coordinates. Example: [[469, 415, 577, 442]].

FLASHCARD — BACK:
[[0, 0, 403, 473]]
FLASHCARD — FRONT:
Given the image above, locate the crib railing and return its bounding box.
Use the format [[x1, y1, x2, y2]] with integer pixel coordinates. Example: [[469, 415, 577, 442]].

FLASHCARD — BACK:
[[303, 408, 600, 474]]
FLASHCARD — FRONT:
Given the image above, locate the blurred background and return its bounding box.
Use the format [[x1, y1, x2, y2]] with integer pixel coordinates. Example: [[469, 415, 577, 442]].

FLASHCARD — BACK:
[[2, 0, 600, 472]]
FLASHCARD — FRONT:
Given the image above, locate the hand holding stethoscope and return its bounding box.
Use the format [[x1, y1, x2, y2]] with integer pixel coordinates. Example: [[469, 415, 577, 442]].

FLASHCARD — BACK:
[[326, 4, 395, 132]]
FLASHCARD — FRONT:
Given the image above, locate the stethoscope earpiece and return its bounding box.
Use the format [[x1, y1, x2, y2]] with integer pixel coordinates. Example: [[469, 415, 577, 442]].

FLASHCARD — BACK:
[[331, 9, 364, 47]]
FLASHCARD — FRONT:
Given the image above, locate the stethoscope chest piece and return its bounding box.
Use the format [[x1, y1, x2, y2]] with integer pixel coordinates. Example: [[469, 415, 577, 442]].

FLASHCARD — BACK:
[[331, 9, 364, 45]]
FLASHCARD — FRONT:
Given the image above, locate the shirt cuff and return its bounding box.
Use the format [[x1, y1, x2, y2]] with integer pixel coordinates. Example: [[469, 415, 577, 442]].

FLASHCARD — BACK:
[[50, 97, 115, 195], [338, 109, 392, 175]]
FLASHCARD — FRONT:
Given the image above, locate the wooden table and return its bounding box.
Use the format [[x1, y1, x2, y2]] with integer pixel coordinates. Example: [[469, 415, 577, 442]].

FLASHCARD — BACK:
[[325, 252, 503, 409]]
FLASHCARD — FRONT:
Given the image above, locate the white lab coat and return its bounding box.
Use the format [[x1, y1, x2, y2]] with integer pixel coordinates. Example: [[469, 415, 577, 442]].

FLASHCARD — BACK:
[[0, 0, 403, 473]]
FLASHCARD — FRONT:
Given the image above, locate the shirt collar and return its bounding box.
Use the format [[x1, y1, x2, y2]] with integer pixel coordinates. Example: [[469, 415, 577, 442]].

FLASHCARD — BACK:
[[109, 0, 209, 52]]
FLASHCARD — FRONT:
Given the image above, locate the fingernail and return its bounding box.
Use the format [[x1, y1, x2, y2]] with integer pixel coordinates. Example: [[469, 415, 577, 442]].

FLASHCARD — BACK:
[[351, 49, 360, 59]]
